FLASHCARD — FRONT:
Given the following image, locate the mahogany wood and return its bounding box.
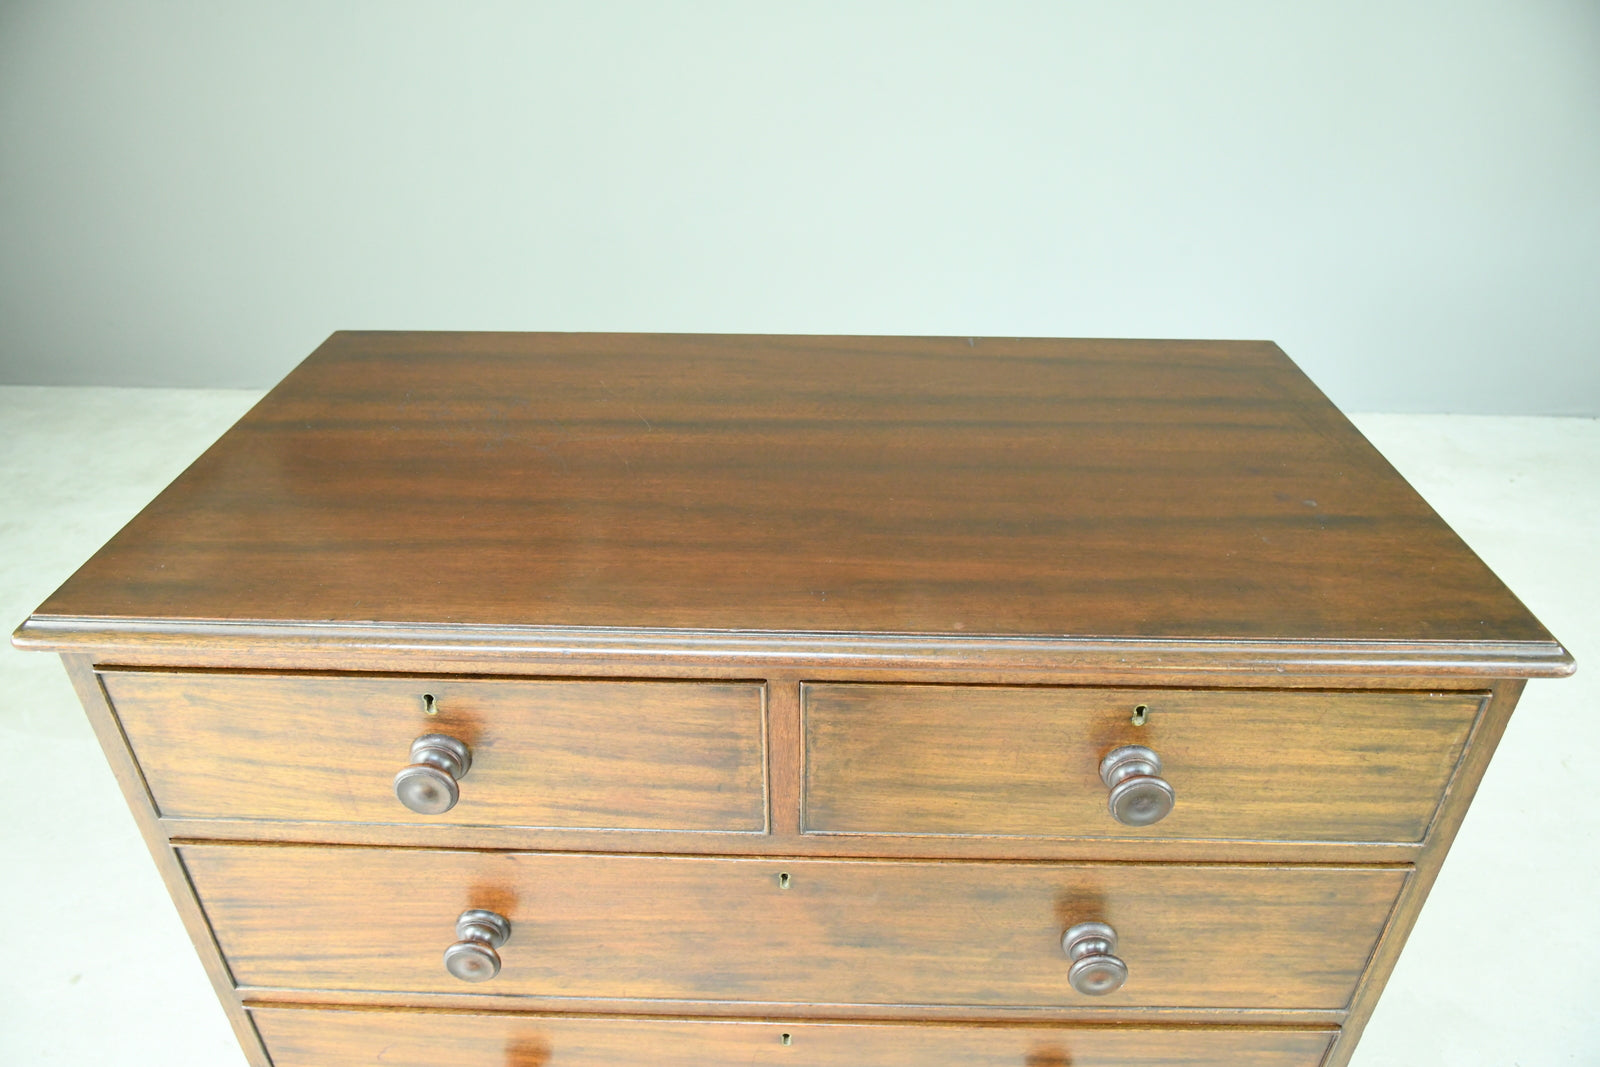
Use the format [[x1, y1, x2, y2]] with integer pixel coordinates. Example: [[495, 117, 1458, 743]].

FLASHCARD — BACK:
[[803, 684, 1484, 842], [236, 986, 1350, 1026], [182, 845, 1405, 1011], [57, 655, 273, 1067], [102, 671, 766, 832], [165, 815, 1429, 863], [17, 619, 1573, 677], [1320, 678, 1529, 1067], [251, 1007, 1337, 1067], [21, 334, 1567, 661], [12, 334, 1574, 1066]]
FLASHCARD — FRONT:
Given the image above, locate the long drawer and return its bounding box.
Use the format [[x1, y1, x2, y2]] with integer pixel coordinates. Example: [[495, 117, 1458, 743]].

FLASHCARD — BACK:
[[185, 846, 1406, 1010], [251, 1006, 1337, 1067], [804, 684, 1485, 842], [104, 671, 767, 832]]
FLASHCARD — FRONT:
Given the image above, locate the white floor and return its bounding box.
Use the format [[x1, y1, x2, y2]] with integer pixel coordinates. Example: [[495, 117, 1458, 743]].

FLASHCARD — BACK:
[[0, 387, 1595, 1066]]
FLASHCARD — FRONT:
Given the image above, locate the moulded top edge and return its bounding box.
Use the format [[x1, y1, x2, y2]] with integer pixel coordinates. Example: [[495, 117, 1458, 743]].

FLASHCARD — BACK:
[[10, 615, 1577, 679]]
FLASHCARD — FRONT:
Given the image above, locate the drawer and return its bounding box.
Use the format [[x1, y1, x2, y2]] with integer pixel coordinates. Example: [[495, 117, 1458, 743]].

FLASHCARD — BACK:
[[185, 845, 1406, 1010], [252, 1006, 1336, 1067], [104, 672, 766, 832], [804, 684, 1484, 842]]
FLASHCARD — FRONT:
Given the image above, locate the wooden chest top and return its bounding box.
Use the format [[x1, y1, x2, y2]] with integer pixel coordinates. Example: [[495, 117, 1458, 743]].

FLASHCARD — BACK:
[[12, 332, 1576, 1067], [18, 332, 1569, 676]]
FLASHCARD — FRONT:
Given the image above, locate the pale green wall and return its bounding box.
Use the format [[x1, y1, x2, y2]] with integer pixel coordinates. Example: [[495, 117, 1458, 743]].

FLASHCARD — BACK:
[[2, 1, 1596, 412]]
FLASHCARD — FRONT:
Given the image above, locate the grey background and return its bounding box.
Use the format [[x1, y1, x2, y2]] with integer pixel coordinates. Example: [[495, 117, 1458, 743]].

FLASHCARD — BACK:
[[2, 1, 1597, 413]]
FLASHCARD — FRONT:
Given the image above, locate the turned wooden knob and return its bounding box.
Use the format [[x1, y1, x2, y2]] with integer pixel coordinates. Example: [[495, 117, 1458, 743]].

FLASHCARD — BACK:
[[444, 909, 511, 982], [1099, 744, 1175, 826], [394, 734, 472, 814], [1062, 920, 1128, 995]]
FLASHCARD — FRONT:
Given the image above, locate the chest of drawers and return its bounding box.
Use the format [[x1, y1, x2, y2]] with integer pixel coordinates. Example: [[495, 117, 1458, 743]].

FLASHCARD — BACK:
[[15, 333, 1572, 1066]]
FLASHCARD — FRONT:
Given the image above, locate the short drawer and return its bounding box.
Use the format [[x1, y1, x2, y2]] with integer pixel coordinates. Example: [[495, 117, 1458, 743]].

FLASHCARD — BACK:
[[104, 671, 766, 832], [252, 1006, 1336, 1067], [185, 845, 1406, 1010], [803, 684, 1484, 842]]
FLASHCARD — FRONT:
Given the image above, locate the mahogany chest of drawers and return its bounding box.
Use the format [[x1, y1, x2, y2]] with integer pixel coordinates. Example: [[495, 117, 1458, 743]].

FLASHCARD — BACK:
[[15, 333, 1572, 1066]]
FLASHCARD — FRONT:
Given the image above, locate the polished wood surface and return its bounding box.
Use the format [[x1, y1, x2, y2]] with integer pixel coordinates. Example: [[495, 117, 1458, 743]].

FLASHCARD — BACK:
[[22, 333, 1566, 668], [14, 334, 1573, 1067], [1321, 678, 1528, 1067], [105, 671, 766, 831], [17, 618, 1575, 676], [59, 656, 274, 1067], [804, 684, 1485, 842], [183, 846, 1405, 1010], [251, 1007, 1336, 1067]]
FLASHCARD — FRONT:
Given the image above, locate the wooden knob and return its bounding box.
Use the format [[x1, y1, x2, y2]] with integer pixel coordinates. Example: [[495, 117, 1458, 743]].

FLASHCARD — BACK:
[[444, 909, 511, 982], [394, 734, 472, 814], [1062, 920, 1128, 995], [1099, 744, 1175, 826]]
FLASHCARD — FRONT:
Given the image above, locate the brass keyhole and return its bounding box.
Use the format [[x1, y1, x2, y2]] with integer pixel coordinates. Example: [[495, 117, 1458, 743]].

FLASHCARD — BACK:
[[1130, 703, 1148, 726], [778, 872, 791, 889], [423, 693, 439, 716]]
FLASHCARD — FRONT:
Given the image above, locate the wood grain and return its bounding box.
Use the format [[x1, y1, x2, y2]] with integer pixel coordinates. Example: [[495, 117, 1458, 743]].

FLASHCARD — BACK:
[[804, 685, 1484, 842], [765, 676, 802, 837], [18, 618, 1574, 677], [164, 815, 1427, 864], [103, 671, 766, 832], [237, 985, 1349, 1026], [21, 333, 1566, 666], [57, 656, 275, 1067], [183, 846, 1406, 1011], [12, 335, 1574, 1067], [251, 1006, 1335, 1067], [1321, 679, 1528, 1067]]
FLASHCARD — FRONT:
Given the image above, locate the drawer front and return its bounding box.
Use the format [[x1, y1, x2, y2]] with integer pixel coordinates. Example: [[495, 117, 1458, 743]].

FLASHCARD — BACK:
[[105, 672, 766, 832], [804, 684, 1484, 842], [186, 846, 1405, 1010], [252, 1006, 1335, 1067]]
